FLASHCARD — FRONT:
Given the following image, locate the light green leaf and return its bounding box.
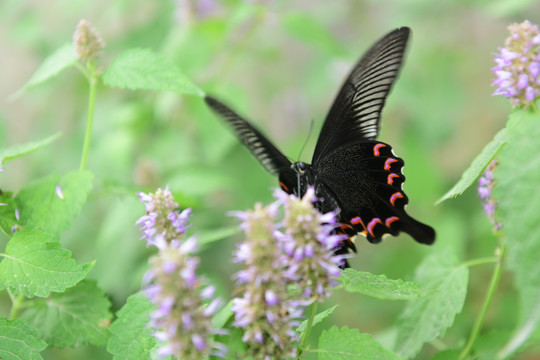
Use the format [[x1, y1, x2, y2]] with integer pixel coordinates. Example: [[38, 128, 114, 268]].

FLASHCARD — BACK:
[[198, 226, 238, 249], [21, 280, 112, 348], [0, 192, 17, 237], [211, 299, 233, 329], [339, 268, 430, 300], [0, 229, 93, 298], [0, 133, 61, 166], [103, 48, 204, 96], [107, 293, 156, 360], [15, 171, 93, 240], [495, 109, 540, 357], [12, 43, 77, 98], [0, 317, 47, 360], [318, 326, 402, 360], [394, 250, 468, 359], [437, 127, 507, 204], [297, 305, 338, 334]]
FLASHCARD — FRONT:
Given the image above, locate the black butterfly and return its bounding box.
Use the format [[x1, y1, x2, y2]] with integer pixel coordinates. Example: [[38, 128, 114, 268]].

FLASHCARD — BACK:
[[205, 27, 435, 264]]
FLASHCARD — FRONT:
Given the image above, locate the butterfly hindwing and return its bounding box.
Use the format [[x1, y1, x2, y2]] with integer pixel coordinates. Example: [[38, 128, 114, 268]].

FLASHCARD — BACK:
[[313, 27, 410, 163], [205, 96, 292, 175], [316, 141, 435, 245]]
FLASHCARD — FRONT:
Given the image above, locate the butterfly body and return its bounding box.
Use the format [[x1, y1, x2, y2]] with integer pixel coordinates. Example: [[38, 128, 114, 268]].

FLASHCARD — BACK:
[[205, 27, 435, 262]]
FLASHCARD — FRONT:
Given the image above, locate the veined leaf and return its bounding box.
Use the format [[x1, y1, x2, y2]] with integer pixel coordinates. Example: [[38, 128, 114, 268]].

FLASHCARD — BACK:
[[495, 109, 540, 357], [394, 250, 468, 359], [437, 127, 507, 204], [0, 317, 47, 360], [107, 293, 156, 360], [0, 192, 17, 237], [15, 171, 93, 240], [339, 268, 430, 300], [0, 229, 93, 298], [297, 305, 338, 334], [318, 326, 402, 360], [103, 48, 204, 96], [22, 280, 112, 348], [0, 133, 61, 166], [12, 43, 77, 98]]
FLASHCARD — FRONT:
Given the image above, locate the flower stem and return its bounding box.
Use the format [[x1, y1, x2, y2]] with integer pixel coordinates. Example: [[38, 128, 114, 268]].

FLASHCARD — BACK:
[[8, 290, 26, 320], [79, 63, 98, 171], [459, 244, 506, 360], [299, 301, 318, 356]]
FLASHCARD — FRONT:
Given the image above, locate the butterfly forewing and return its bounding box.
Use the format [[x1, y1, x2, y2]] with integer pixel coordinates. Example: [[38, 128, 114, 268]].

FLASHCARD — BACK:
[[313, 27, 410, 164], [205, 96, 292, 175]]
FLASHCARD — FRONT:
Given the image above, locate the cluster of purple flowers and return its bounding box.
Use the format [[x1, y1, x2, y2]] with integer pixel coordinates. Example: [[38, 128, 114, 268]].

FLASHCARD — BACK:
[[478, 160, 501, 232], [492, 20, 540, 108], [231, 187, 345, 359], [137, 187, 224, 359]]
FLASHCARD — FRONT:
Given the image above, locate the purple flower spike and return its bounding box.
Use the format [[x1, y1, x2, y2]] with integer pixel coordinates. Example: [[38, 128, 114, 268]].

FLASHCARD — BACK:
[[137, 187, 225, 359], [492, 20, 540, 107]]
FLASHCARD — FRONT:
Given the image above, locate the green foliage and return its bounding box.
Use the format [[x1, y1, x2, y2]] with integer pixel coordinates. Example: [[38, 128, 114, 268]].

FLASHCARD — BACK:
[[437, 127, 507, 203], [297, 305, 338, 333], [103, 48, 204, 96], [394, 250, 469, 358], [107, 293, 156, 360], [15, 171, 93, 240], [12, 43, 77, 97], [338, 268, 430, 300], [0, 317, 47, 360], [495, 108, 540, 356], [21, 280, 111, 348], [0, 229, 93, 297], [0, 192, 17, 237], [0, 133, 61, 166], [318, 326, 401, 360]]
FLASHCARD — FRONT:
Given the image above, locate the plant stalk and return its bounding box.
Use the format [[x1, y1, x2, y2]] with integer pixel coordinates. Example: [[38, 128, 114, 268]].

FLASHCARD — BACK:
[[79, 64, 98, 171]]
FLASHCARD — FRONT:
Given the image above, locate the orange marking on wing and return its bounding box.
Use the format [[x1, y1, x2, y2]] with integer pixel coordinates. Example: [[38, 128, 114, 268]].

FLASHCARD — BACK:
[[367, 218, 383, 237], [390, 192, 404, 206], [387, 173, 399, 185], [279, 181, 289, 193], [385, 216, 400, 227], [384, 158, 398, 171], [373, 143, 386, 156], [350, 216, 366, 231]]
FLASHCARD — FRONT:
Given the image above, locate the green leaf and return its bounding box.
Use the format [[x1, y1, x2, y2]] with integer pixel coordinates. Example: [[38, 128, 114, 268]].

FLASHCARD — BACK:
[[437, 127, 507, 204], [495, 109, 540, 357], [12, 43, 77, 98], [211, 299, 233, 329], [318, 326, 402, 360], [297, 305, 338, 333], [0, 133, 61, 166], [21, 280, 112, 347], [103, 48, 204, 96], [339, 268, 431, 300], [0, 192, 17, 237], [394, 250, 469, 359], [0, 317, 47, 360], [0, 229, 93, 297], [16, 171, 94, 239], [107, 293, 156, 360], [198, 226, 238, 249]]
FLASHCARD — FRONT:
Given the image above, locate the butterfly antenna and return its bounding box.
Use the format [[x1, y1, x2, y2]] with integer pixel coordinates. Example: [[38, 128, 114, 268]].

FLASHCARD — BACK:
[[297, 118, 315, 162]]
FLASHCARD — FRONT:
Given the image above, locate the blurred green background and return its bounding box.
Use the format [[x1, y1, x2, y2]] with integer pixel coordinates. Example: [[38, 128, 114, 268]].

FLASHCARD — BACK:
[[2, 0, 539, 358]]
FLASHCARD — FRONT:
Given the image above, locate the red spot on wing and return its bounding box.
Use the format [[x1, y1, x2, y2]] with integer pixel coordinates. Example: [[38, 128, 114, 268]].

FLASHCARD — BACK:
[[387, 173, 399, 185], [390, 192, 404, 206], [279, 181, 289, 193], [384, 158, 398, 170], [373, 143, 386, 156], [367, 218, 383, 237], [351, 216, 364, 227], [385, 216, 400, 227]]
